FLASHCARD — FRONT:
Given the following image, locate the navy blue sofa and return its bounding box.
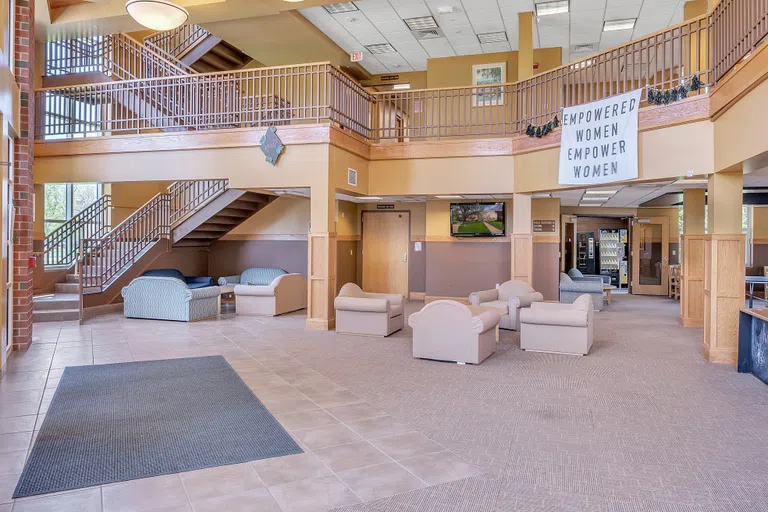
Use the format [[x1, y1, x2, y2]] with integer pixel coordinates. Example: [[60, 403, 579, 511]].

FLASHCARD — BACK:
[[141, 269, 215, 290]]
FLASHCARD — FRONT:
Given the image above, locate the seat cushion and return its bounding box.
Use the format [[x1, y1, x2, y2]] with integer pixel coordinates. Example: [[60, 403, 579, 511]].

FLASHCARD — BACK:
[[186, 281, 213, 290], [240, 268, 287, 286], [479, 300, 509, 314], [142, 268, 185, 281], [389, 301, 404, 318]]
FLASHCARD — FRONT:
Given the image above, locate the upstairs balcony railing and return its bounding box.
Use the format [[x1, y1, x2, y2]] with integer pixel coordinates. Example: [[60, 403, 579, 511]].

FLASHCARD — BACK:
[[35, 1, 768, 143]]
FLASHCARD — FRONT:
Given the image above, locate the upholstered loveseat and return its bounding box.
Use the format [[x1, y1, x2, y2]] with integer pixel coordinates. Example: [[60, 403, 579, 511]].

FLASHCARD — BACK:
[[469, 280, 544, 330], [142, 268, 215, 289], [122, 276, 220, 322], [567, 268, 610, 285], [520, 294, 594, 355], [334, 283, 404, 336], [218, 268, 306, 316], [559, 272, 603, 311], [409, 300, 500, 364]]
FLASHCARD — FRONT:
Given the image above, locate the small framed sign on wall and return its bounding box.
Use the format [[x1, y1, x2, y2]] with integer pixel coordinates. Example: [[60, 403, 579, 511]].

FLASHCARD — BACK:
[[472, 62, 506, 107]]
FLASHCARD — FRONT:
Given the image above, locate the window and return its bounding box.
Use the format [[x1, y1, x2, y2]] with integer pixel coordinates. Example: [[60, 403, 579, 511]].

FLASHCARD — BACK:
[[744, 205, 752, 267], [44, 183, 101, 235]]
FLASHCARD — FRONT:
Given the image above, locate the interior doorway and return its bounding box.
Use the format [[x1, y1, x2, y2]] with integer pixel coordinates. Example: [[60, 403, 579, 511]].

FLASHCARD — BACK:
[[631, 216, 670, 295], [362, 211, 409, 296]]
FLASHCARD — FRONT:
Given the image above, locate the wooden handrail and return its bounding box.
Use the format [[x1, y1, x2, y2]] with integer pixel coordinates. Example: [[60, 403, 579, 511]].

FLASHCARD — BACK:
[[44, 195, 112, 267], [78, 180, 229, 293], [35, 2, 768, 143]]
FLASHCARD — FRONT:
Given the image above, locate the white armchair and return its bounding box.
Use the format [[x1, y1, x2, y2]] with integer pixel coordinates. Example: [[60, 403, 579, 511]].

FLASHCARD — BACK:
[[519, 294, 594, 355], [222, 271, 306, 316], [469, 280, 544, 330], [334, 283, 404, 336], [409, 300, 500, 364]]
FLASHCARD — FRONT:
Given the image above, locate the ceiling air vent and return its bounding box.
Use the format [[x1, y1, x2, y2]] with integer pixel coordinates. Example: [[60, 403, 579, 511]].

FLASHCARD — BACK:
[[347, 168, 358, 187], [323, 2, 358, 15], [412, 28, 445, 40], [571, 43, 599, 53]]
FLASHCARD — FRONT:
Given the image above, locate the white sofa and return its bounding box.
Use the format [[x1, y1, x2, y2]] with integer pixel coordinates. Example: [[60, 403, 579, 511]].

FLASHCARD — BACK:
[[219, 268, 306, 316], [519, 294, 594, 355], [469, 280, 544, 330], [334, 283, 404, 336], [409, 300, 501, 364]]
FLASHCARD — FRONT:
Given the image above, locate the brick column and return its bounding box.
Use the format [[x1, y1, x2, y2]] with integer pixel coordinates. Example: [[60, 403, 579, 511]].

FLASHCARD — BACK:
[[13, 0, 35, 350]]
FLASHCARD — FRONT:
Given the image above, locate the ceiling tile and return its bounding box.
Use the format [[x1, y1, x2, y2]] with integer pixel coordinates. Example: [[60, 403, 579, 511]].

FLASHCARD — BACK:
[[481, 41, 512, 53], [390, 1, 432, 20], [570, 0, 607, 10], [419, 38, 457, 58], [461, 0, 499, 11], [452, 44, 483, 55]]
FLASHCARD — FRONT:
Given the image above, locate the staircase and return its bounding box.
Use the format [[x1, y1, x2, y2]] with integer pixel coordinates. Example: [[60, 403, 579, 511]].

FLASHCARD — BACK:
[[145, 24, 252, 73], [33, 180, 275, 322]]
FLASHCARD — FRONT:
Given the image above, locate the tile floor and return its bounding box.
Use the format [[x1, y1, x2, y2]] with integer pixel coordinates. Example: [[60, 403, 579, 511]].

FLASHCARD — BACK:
[[0, 308, 480, 512]]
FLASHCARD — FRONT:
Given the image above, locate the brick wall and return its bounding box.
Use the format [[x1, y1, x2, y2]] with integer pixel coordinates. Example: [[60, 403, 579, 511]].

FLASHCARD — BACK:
[[13, 0, 34, 350]]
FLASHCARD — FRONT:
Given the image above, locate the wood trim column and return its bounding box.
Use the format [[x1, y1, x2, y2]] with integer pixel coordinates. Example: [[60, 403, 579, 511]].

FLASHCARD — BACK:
[[680, 234, 706, 327], [703, 234, 745, 363], [680, 188, 706, 327], [517, 12, 534, 81], [512, 194, 533, 285], [307, 232, 337, 331]]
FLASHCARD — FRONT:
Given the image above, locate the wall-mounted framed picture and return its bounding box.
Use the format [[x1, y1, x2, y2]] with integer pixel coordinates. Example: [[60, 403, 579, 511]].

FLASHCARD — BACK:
[[472, 62, 506, 107]]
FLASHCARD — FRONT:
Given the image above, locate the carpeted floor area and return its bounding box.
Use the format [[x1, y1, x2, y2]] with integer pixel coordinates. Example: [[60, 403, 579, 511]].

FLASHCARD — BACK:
[[261, 295, 768, 512], [3, 295, 768, 511]]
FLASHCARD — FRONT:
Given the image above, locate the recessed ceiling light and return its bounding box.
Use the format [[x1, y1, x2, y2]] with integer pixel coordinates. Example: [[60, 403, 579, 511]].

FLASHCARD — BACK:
[[535, 0, 568, 17], [365, 43, 397, 55], [532, 193, 552, 198], [673, 178, 708, 184], [282, 0, 304, 3], [404, 16, 438, 30], [436, 5, 455, 14], [323, 2, 358, 14], [361, 196, 383, 201], [478, 31, 508, 44], [604, 18, 636, 32], [392, 83, 411, 90], [435, 195, 463, 199], [585, 190, 618, 195]]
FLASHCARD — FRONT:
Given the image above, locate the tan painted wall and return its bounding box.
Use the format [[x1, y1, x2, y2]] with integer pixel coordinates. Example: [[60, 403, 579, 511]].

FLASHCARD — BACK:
[[109, 181, 171, 225], [336, 200, 359, 237], [36, 144, 329, 189], [714, 76, 768, 173], [753, 207, 768, 239], [224, 196, 310, 238], [514, 121, 716, 193], [357, 202, 426, 239], [369, 156, 514, 196], [330, 146, 369, 196], [426, 48, 562, 88], [362, 72, 428, 90], [532, 198, 560, 238], [638, 207, 681, 239]]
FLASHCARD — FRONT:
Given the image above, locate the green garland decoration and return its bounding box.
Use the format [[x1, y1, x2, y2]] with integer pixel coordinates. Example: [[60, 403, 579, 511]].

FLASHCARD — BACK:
[[526, 115, 559, 138], [646, 75, 702, 105]]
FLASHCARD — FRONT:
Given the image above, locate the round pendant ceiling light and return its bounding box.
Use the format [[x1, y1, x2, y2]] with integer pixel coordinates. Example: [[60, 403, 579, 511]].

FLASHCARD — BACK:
[[125, 0, 189, 31]]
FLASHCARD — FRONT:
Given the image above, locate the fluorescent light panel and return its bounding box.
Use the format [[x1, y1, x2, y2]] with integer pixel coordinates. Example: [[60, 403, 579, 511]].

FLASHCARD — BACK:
[[584, 190, 618, 195], [323, 2, 358, 14], [536, 0, 569, 17], [435, 195, 463, 199], [404, 16, 438, 30], [478, 31, 508, 44], [604, 18, 636, 32], [365, 43, 397, 55], [392, 83, 411, 90]]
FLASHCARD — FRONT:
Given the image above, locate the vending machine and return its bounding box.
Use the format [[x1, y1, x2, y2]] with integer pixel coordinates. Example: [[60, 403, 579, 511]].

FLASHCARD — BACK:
[[598, 229, 629, 288], [577, 232, 596, 275]]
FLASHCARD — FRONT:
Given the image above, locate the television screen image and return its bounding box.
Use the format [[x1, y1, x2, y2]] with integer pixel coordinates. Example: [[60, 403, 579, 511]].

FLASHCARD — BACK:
[[450, 202, 506, 237]]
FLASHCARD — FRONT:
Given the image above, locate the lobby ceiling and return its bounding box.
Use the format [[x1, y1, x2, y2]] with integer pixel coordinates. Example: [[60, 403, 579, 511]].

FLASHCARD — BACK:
[[299, 0, 687, 75]]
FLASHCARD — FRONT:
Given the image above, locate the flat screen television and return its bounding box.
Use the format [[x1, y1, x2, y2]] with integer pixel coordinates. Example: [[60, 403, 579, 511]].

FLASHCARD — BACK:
[[450, 202, 506, 237]]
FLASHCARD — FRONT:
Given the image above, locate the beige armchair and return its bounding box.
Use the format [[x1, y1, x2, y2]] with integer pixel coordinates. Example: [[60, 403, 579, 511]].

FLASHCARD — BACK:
[[519, 294, 594, 355], [469, 280, 544, 330], [233, 273, 307, 316], [408, 300, 501, 364], [334, 283, 404, 336]]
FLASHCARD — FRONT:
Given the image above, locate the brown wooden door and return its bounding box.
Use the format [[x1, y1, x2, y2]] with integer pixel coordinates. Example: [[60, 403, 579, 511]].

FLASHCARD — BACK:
[[631, 217, 669, 295], [362, 211, 409, 296]]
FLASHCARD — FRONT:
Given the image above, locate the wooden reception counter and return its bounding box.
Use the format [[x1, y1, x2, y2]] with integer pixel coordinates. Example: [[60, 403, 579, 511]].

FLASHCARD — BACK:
[[738, 308, 768, 384]]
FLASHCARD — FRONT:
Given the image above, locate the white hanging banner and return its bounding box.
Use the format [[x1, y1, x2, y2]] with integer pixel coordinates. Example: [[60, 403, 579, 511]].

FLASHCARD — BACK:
[[558, 89, 642, 185]]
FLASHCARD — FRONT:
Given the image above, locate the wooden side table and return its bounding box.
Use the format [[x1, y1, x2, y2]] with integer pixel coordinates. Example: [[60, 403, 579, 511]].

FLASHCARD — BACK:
[[218, 285, 236, 314], [603, 285, 616, 305]]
